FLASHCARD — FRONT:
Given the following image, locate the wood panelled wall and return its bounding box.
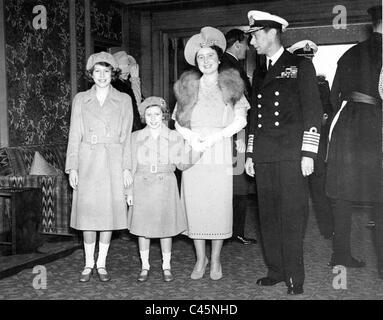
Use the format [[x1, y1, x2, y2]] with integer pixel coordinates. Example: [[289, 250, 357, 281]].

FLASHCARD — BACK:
[[127, 0, 379, 104]]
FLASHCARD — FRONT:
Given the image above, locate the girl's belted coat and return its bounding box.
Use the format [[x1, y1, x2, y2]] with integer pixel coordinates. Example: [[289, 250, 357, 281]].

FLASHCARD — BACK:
[[127, 125, 195, 238], [65, 85, 133, 230]]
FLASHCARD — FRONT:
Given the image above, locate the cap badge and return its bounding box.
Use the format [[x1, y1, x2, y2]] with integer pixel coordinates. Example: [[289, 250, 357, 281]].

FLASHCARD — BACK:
[[304, 43, 311, 52]]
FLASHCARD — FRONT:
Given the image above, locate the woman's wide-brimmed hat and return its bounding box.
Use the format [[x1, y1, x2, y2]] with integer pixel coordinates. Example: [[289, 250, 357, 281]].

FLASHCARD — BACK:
[[86, 52, 118, 71], [184, 26, 226, 66], [138, 96, 168, 118]]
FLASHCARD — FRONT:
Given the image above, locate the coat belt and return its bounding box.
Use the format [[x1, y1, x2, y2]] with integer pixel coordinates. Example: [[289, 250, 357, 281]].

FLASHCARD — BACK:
[[82, 136, 120, 145], [136, 164, 174, 174], [345, 91, 379, 105]]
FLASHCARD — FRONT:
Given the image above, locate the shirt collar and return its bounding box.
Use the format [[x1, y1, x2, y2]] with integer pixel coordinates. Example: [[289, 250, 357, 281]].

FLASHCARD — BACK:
[[267, 46, 284, 67], [83, 85, 122, 103], [138, 124, 171, 141]]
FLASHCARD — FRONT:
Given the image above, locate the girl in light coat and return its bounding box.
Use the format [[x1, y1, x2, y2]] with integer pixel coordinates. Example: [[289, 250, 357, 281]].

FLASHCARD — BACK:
[[127, 96, 200, 282], [66, 52, 133, 282]]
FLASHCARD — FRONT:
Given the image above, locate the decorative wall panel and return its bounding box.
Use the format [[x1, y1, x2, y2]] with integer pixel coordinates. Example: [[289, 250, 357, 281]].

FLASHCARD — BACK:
[[5, 0, 71, 146], [76, 0, 87, 93]]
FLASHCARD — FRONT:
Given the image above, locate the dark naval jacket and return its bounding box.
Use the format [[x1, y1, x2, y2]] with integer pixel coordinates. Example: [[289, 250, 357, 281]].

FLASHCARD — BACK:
[[220, 52, 252, 101], [246, 49, 322, 163]]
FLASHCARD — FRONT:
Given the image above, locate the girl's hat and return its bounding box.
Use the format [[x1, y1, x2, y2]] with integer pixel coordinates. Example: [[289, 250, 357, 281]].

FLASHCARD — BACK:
[[184, 26, 226, 66], [138, 96, 168, 118], [86, 52, 118, 71]]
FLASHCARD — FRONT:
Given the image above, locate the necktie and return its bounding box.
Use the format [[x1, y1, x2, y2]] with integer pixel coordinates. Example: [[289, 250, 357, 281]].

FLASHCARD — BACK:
[[268, 59, 273, 71]]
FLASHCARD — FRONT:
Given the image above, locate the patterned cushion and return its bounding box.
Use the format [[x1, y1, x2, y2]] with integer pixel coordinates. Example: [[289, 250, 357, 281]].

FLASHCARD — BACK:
[[30, 152, 63, 176], [3, 144, 66, 176]]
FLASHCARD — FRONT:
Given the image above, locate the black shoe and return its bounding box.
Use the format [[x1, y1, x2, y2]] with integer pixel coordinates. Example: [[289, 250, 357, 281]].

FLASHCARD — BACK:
[[79, 267, 93, 283], [234, 235, 257, 245], [137, 269, 149, 282], [328, 257, 366, 268], [256, 277, 283, 286], [287, 285, 304, 295], [96, 267, 111, 282]]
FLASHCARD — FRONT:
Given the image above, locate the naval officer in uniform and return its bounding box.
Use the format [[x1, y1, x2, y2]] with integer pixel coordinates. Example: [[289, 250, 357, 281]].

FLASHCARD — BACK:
[[288, 40, 334, 240], [244, 10, 322, 295]]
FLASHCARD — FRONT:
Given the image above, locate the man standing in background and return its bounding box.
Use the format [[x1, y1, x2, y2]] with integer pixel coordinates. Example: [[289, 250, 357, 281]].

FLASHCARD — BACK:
[[288, 40, 334, 240], [220, 29, 257, 245]]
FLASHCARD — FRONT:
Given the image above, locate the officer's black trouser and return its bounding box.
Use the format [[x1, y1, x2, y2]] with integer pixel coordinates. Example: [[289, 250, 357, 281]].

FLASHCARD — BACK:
[[256, 160, 308, 287], [308, 161, 333, 238], [232, 195, 248, 237]]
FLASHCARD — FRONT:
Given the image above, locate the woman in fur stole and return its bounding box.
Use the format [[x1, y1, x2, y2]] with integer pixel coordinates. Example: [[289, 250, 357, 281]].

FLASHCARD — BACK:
[[172, 27, 250, 280]]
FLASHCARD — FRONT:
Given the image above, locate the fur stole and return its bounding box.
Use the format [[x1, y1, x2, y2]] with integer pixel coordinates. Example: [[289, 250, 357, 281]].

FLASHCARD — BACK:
[[173, 68, 245, 128]]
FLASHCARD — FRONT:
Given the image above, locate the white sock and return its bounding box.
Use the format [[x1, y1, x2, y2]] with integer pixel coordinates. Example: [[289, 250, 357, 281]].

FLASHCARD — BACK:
[[84, 242, 95, 269], [162, 251, 171, 270], [96, 242, 110, 269], [140, 249, 150, 270]]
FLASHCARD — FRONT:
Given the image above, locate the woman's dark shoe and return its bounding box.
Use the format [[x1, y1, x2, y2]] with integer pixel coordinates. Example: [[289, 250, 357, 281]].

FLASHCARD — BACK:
[[162, 269, 174, 282], [79, 267, 93, 283], [256, 277, 284, 286], [96, 267, 111, 282], [328, 257, 366, 268], [137, 269, 149, 282]]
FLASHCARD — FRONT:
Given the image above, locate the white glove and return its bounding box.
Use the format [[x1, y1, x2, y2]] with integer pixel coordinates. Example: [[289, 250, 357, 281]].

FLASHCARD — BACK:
[[200, 132, 223, 149], [189, 133, 205, 152], [245, 158, 255, 177], [129, 64, 139, 78]]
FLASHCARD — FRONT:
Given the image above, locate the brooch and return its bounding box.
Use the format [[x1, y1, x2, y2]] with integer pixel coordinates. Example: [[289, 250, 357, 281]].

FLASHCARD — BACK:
[[276, 66, 298, 79]]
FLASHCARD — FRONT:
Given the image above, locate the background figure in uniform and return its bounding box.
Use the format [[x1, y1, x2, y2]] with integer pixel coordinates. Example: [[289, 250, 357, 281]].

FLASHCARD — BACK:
[[220, 28, 256, 245], [66, 52, 133, 283], [127, 97, 199, 283], [326, 6, 382, 274], [112, 51, 143, 132], [173, 27, 249, 280], [288, 40, 334, 240], [244, 11, 322, 295]]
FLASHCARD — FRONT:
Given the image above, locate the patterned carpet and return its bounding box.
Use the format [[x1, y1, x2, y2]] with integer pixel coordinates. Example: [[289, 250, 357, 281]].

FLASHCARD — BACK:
[[0, 203, 382, 300]]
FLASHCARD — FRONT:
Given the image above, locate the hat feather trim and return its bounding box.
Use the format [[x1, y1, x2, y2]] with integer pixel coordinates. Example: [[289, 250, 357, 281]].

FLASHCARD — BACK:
[[173, 68, 245, 128]]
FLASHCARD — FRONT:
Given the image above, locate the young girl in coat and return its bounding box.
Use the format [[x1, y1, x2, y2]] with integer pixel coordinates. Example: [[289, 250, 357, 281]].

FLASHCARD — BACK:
[[66, 52, 133, 283], [127, 96, 199, 282]]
